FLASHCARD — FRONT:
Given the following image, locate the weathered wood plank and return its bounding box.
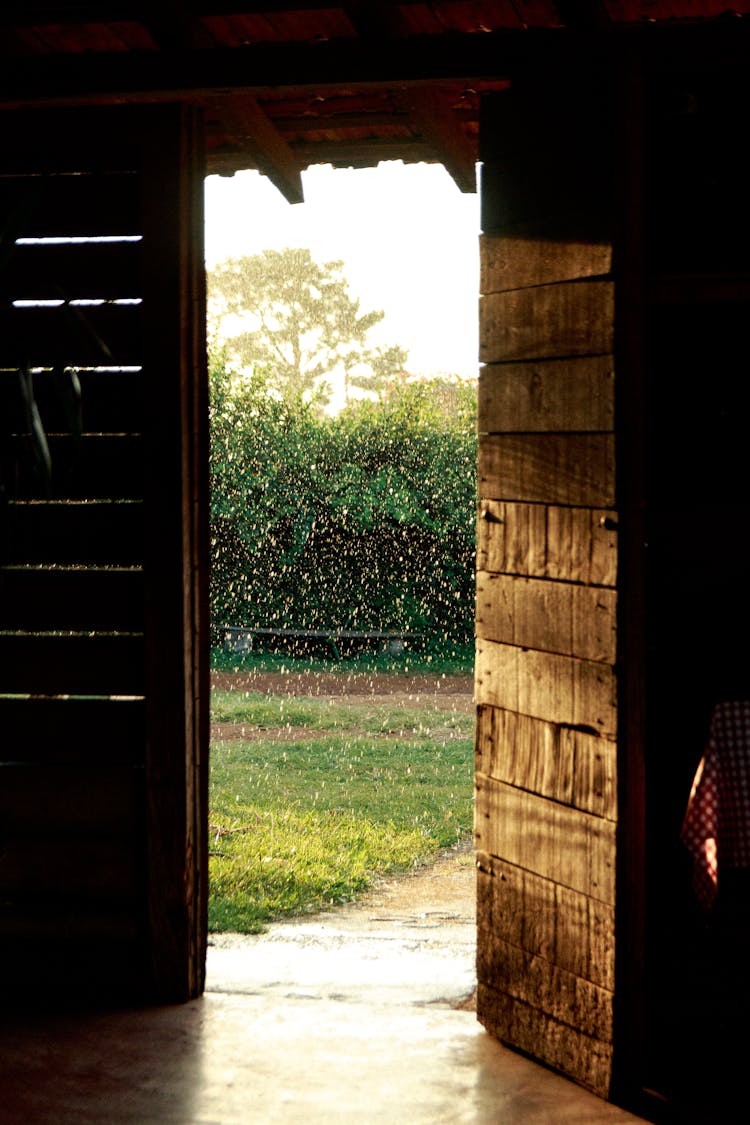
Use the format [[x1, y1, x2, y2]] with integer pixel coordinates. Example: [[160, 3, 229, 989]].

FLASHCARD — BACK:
[[0, 110, 141, 177], [480, 232, 612, 294], [0, 303, 142, 368], [477, 501, 617, 586], [0, 369, 144, 436], [0, 839, 138, 900], [0, 632, 144, 695], [480, 281, 615, 363], [475, 705, 617, 820], [476, 852, 615, 991], [4, 500, 144, 565], [478, 357, 614, 434], [7, 435, 144, 500], [476, 571, 617, 664], [0, 765, 139, 835], [474, 775, 616, 902], [476, 934, 613, 1043], [478, 433, 615, 507], [475, 638, 617, 739], [0, 697, 145, 764], [0, 566, 144, 631], [0, 241, 141, 301], [0, 171, 140, 235], [0, 904, 139, 941], [477, 983, 613, 1098]]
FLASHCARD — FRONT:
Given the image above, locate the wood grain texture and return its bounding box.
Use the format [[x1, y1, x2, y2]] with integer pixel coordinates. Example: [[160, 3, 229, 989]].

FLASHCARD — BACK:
[[0, 632, 144, 696], [7, 435, 144, 500], [474, 638, 617, 739], [3, 500, 144, 565], [478, 356, 614, 434], [480, 281, 615, 363], [476, 935, 613, 1042], [0, 697, 145, 764], [476, 501, 617, 586], [475, 571, 617, 663], [0, 170, 140, 235], [0, 565, 144, 631], [477, 983, 613, 1098], [0, 905, 140, 941], [475, 704, 617, 820], [1, 303, 143, 367], [475, 775, 616, 903], [0, 368, 144, 436], [140, 104, 209, 1003], [476, 852, 615, 991], [478, 433, 615, 507], [0, 241, 142, 301], [0, 839, 138, 900], [480, 232, 612, 293], [0, 765, 139, 835]]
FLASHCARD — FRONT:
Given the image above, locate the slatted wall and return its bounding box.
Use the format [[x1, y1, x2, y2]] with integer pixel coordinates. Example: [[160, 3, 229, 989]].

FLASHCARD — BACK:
[[0, 106, 208, 1002], [474, 82, 619, 1096]]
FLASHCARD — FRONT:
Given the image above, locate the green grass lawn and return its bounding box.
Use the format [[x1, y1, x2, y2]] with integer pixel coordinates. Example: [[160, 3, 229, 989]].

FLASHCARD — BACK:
[[209, 693, 474, 933]]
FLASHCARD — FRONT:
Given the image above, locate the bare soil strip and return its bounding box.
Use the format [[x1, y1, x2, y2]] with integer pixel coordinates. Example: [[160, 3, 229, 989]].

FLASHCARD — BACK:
[[211, 670, 475, 704]]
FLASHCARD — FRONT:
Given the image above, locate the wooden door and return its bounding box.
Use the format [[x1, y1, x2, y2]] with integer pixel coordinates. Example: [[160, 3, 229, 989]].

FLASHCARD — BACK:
[[474, 78, 620, 1098]]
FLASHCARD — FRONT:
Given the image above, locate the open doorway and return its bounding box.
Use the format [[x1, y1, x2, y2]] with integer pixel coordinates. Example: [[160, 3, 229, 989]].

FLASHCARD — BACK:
[[202, 162, 479, 1007]]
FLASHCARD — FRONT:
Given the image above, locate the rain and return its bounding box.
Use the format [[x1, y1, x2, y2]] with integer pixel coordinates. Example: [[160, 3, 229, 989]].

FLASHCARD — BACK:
[[205, 163, 478, 938]]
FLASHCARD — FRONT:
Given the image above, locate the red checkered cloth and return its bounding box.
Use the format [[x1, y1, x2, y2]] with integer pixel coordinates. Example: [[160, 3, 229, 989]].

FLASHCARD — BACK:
[[681, 701, 750, 910]]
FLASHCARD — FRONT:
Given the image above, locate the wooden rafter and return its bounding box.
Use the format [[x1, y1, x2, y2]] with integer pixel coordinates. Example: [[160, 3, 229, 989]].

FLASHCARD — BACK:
[[553, 1, 612, 29], [140, 1, 216, 49], [212, 95, 304, 203], [342, 0, 408, 38], [0, 29, 551, 105], [403, 87, 477, 192]]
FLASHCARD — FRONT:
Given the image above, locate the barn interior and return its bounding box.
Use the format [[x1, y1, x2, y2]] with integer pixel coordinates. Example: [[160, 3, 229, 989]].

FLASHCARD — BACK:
[[2, 3, 750, 1121]]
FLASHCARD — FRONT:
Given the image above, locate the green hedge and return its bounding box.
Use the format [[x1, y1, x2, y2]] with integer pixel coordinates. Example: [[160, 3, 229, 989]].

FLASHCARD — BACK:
[[210, 363, 477, 653]]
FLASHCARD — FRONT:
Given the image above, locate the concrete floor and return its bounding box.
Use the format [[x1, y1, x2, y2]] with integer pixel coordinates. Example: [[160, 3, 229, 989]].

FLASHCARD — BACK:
[[0, 855, 650, 1124]]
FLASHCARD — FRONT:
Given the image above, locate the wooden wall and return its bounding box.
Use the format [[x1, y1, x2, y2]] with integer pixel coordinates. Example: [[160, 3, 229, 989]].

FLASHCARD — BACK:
[[0, 106, 208, 1002], [474, 81, 619, 1097]]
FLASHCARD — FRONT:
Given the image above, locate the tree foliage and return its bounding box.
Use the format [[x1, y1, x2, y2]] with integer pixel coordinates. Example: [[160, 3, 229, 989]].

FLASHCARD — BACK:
[[208, 247, 408, 407], [209, 357, 477, 652]]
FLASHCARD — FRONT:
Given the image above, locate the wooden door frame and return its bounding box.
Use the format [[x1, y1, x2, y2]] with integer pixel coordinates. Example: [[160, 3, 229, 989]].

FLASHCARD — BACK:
[[140, 104, 210, 1002]]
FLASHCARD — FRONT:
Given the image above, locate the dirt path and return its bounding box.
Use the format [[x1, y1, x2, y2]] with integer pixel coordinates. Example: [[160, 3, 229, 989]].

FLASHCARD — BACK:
[[211, 669, 475, 706], [208, 837, 478, 1011], [210, 670, 475, 740], [209, 669, 478, 1009]]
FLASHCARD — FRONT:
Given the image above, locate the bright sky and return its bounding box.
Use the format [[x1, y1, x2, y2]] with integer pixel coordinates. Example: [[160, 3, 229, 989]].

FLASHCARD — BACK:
[[203, 161, 480, 380]]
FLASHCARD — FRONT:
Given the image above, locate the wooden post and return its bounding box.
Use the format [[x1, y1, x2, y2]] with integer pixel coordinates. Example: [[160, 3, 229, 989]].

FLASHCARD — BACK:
[[140, 105, 209, 1002]]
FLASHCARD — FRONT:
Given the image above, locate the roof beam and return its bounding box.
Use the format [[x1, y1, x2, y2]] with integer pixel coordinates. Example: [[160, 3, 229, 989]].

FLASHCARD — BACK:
[[553, 2, 611, 30], [342, 1, 407, 38], [0, 29, 562, 104], [403, 87, 476, 193], [2, 24, 750, 107], [211, 95, 304, 203], [140, 2, 216, 49]]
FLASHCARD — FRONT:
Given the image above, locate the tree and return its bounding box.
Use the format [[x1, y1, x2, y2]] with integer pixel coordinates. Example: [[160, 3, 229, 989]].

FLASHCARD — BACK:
[[208, 247, 407, 407]]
